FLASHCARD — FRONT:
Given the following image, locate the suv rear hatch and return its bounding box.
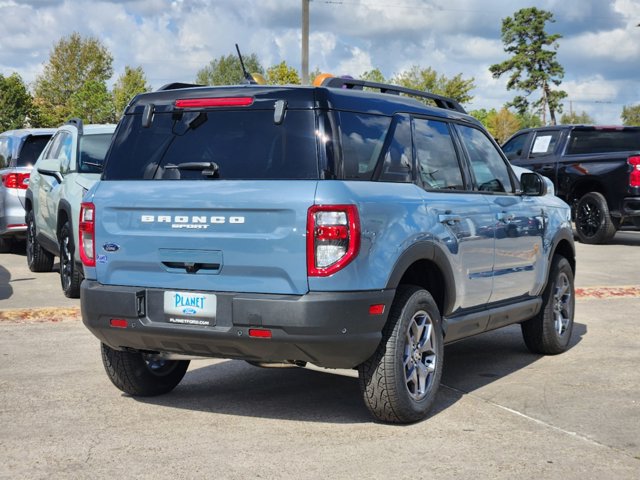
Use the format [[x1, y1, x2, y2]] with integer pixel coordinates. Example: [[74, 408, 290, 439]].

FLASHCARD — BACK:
[[91, 88, 322, 295]]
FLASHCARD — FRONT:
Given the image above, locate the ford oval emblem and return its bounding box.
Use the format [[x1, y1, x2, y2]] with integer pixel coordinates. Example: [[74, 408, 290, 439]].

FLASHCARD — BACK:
[[103, 243, 120, 252], [182, 308, 197, 315]]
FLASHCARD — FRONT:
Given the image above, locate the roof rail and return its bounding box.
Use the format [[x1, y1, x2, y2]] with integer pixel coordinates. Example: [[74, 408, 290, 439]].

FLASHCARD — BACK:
[[321, 77, 466, 113], [156, 82, 204, 91], [65, 117, 84, 135]]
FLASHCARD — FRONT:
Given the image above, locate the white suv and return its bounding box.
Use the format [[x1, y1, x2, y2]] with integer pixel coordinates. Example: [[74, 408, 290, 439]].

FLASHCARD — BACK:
[[25, 119, 115, 297]]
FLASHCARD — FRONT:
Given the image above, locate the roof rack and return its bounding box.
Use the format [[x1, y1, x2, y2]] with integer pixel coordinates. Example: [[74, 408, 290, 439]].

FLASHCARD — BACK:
[[321, 77, 466, 113], [65, 117, 84, 135], [156, 82, 204, 91]]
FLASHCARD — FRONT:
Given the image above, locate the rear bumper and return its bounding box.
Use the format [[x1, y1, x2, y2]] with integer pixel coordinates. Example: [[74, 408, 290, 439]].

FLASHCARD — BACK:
[[621, 197, 640, 217], [0, 189, 27, 237], [81, 280, 395, 369]]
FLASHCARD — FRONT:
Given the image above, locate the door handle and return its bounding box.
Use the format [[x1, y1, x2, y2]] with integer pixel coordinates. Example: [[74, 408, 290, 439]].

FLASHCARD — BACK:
[[439, 214, 462, 225]]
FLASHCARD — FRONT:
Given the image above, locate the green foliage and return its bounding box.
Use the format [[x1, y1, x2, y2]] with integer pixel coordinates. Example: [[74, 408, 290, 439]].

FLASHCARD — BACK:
[[560, 110, 595, 125], [392, 65, 475, 105], [621, 104, 640, 126], [266, 61, 301, 85], [34, 32, 113, 126], [195, 53, 264, 86], [516, 110, 543, 129], [0, 73, 36, 130], [360, 68, 386, 84], [490, 7, 566, 125], [487, 108, 522, 143], [469, 108, 495, 127], [113, 66, 151, 120], [69, 80, 114, 124]]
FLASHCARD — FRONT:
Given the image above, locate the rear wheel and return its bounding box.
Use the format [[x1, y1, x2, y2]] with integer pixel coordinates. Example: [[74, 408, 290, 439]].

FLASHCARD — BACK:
[[358, 285, 443, 424], [26, 210, 54, 272], [575, 192, 616, 244], [101, 343, 190, 396], [59, 221, 81, 298], [521, 255, 575, 355]]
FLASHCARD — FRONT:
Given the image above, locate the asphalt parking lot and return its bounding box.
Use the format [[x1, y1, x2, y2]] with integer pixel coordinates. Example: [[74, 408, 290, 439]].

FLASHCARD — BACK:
[[1, 231, 639, 479]]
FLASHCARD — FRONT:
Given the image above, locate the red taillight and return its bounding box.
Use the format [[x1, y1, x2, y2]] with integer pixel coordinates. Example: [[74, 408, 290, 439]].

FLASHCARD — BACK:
[[307, 205, 360, 277], [369, 304, 386, 315], [629, 155, 640, 188], [2, 172, 30, 190], [248, 328, 272, 338], [174, 97, 254, 108], [79, 202, 96, 267], [110, 319, 128, 328]]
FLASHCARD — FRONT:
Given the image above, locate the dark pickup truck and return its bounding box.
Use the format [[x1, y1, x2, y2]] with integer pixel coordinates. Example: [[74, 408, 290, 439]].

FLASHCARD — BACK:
[[503, 125, 640, 243]]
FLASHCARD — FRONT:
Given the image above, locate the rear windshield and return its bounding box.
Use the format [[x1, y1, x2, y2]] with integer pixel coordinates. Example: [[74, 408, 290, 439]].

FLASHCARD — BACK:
[[566, 129, 640, 155], [79, 133, 113, 173], [17, 135, 52, 167], [103, 110, 319, 180]]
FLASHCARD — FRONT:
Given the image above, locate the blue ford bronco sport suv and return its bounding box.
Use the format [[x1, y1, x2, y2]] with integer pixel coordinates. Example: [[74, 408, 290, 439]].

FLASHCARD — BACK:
[[80, 77, 576, 423]]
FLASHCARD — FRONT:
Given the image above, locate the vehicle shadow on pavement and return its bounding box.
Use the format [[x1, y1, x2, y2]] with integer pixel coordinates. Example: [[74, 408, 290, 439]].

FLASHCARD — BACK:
[[132, 322, 586, 424], [608, 230, 640, 246]]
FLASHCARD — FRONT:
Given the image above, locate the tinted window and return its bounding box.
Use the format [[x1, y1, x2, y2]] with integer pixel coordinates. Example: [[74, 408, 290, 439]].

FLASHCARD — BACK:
[[58, 132, 73, 172], [16, 135, 52, 167], [103, 110, 319, 180], [0, 138, 8, 168], [458, 125, 513, 193], [79, 133, 114, 173], [339, 112, 391, 180], [414, 118, 463, 190], [379, 115, 413, 183], [566, 129, 640, 155], [530, 131, 561, 157], [502, 133, 528, 160]]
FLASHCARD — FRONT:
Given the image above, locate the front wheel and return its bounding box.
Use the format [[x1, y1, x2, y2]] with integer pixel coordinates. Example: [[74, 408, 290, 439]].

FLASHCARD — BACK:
[[101, 343, 190, 396], [358, 285, 444, 424], [521, 255, 575, 355], [59, 221, 81, 298]]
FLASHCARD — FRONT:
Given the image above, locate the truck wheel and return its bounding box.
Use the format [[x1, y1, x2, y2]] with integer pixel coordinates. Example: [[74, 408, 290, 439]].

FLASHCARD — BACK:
[[101, 343, 190, 396], [26, 210, 54, 272], [59, 221, 81, 298], [358, 285, 443, 424], [575, 192, 616, 244], [521, 255, 574, 355]]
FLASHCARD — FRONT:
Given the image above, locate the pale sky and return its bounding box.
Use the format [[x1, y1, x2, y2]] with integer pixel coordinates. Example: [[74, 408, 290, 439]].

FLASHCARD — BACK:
[[1, 0, 639, 123]]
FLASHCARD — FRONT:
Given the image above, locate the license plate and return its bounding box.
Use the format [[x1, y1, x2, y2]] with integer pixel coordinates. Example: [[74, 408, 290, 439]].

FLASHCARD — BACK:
[[164, 291, 216, 325]]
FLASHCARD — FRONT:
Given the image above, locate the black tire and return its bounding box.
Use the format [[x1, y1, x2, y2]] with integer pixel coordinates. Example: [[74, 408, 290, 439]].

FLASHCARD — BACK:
[[575, 192, 617, 244], [358, 285, 444, 424], [26, 210, 54, 272], [59, 221, 81, 298], [521, 255, 575, 355], [101, 343, 190, 396]]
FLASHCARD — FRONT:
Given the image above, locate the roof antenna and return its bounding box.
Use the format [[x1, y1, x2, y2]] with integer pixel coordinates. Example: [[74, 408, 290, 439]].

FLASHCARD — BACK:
[[235, 44, 257, 85]]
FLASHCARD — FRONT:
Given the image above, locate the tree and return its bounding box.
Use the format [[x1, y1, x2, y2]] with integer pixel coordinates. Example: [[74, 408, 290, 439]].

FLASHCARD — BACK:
[[392, 66, 475, 105], [487, 108, 522, 143], [0, 73, 36, 130], [33, 32, 113, 126], [469, 108, 494, 128], [360, 68, 386, 84], [195, 53, 264, 86], [489, 7, 567, 125], [621, 104, 640, 126], [113, 66, 151, 120], [516, 110, 543, 129], [560, 110, 594, 125], [69, 81, 114, 124], [266, 61, 301, 85]]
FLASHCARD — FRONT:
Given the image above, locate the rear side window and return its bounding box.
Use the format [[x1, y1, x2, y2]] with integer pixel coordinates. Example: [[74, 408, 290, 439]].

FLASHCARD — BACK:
[[79, 133, 113, 173], [16, 135, 51, 167], [530, 131, 561, 157], [379, 115, 413, 183], [103, 110, 319, 180], [566, 129, 640, 155], [413, 118, 464, 190], [339, 112, 391, 180]]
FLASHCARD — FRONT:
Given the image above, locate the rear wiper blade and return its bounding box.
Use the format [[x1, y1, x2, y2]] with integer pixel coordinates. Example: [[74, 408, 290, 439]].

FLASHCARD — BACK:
[[165, 161, 220, 178]]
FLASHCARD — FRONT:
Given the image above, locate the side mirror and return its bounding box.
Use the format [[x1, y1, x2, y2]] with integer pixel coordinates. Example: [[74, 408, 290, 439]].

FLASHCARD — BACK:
[[37, 158, 63, 183], [520, 172, 547, 196]]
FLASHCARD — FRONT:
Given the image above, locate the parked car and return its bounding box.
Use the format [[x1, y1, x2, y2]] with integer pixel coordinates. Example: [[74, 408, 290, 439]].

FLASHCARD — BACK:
[[80, 78, 575, 424], [25, 119, 115, 297], [0, 128, 55, 252], [503, 125, 640, 243]]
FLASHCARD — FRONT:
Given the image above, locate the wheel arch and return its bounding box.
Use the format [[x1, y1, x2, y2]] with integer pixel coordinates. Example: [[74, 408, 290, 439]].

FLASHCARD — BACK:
[[569, 178, 608, 211], [548, 228, 576, 275], [57, 199, 73, 238], [385, 241, 456, 316]]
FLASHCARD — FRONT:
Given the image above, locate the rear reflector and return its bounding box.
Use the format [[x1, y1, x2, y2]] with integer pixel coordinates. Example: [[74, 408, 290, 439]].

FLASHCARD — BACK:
[[110, 319, 128, 328], [6, 224, 27, 229], [248, 328, 272, 338], [175, 97, 254, 108], [629, 155, 640, 188], [369, 304, 385, 315]]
